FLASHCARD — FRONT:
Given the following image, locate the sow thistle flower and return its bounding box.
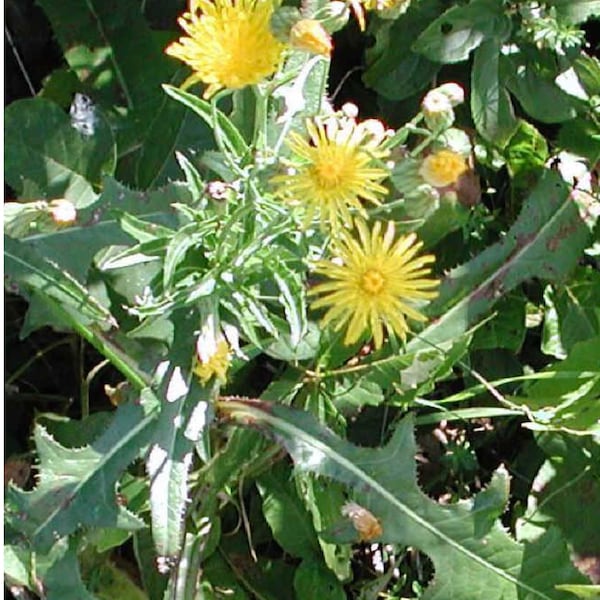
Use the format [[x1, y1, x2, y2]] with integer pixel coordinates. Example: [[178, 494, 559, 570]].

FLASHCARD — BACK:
[[309, 220, 439, 348], [166, 0, 285, 98], [193, 317, 233, 385], [419, 149, 468, 189], [273, 114, 391, 231]]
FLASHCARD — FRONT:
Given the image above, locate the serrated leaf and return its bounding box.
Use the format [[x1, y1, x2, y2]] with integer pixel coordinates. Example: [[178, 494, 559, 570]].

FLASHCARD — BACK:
[[4, 98, 115, 206], [6, 394, 158, 553], [147, 310, 214, 562], [4, 235, 116, 329], [411, 170, 596, 353], [220, 399, 585, 599]]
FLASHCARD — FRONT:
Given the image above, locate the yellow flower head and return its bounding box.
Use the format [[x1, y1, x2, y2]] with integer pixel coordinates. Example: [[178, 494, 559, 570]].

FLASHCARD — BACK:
[[309, 220, 439, 348], [289, 19, 333, 57], [194, 339, 231, 384], [272, 116, 391, 231], [419, 149, 468, 188], [166, 0, 286, 98]]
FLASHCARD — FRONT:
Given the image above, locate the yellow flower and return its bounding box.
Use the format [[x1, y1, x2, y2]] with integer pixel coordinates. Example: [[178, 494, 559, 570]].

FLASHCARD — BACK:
[[194, 339, 231, 384], [272, 116, 390, 231], [419, 149, 468, 188], [289, 19, 333, 57], [166, 0, 285, 98], [309, 220, 438, 348]]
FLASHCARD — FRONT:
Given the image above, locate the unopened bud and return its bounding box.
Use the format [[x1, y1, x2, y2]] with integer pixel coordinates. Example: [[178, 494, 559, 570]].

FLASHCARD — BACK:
[[435, 83, 465, 107], [290, 19, 333, 57], [48, 199, 77, 226], [422, 89, 454, 131]]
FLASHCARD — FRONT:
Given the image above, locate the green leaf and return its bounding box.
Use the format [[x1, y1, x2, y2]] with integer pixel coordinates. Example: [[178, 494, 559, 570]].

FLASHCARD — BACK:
[[520, 433, 600, 564], [412, 170, 596, 353], [4, 98, 115, 206], [163, 85, 249, 160], [6, 393, 158, 553], [257, 463, 321, 559], [471, 296, 526, 352], [520, 337, 600, 435], [471, 39, 518, 146], [363, 0, 443, 100], [146, 310, 213, 563], [542, 270, 600, 359], [293, 558, 346, 600], [413, 0, 510, 64], [545, 0, 600, 23], [4, 235, 116, 329], [37, 538, 96, 600], [504, 121, 549, 183], [220, 399, 584, 599], [503, 58, 578, 124], [36, 0, 201, 188], [554, 584, 600, 599]]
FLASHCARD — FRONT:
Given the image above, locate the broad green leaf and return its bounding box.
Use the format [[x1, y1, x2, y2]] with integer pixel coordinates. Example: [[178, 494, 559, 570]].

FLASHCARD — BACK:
[[36, 0, 203, 188], [219, 399, 584, 599], [471, 39, 518, 146], [293, 558, 346, 600], [504, 121, 549, 183], [554, 585, 600, 599], [557, 117, 600, 165], [257, 462, 321, 559], [413, 0, 510, 64], [6, 393, 159, 553], [411, 170, 596, 353], [4, 98, 115, 206], [503, 58, 578, 124], [363, 0, 443, 100]]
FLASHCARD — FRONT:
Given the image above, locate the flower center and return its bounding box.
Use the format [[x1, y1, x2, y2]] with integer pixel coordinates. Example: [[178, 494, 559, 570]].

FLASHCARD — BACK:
[[361, 269, 386, 295], [310, 145, 354, 190]]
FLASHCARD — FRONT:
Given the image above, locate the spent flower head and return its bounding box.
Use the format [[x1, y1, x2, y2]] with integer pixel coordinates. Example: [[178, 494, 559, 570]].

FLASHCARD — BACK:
[[419, 149, 468, 188], [166, 0, 285, 98], [289, 19, 333, 56], [272, 114, 391, 232], [309, 219, 439, 348]]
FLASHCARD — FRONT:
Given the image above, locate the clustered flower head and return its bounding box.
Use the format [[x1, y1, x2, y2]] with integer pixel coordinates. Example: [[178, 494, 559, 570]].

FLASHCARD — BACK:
[[309, 219, 439, 348], [272, 109, 391, 232], [166, 0, 286, 98]]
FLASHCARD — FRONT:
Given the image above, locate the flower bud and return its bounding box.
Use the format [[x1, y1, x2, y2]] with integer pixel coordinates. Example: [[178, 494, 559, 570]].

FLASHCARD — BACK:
[[435, 83, 465, 107], [290, 19, 332, 57], [422, 89, 454, 131]]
